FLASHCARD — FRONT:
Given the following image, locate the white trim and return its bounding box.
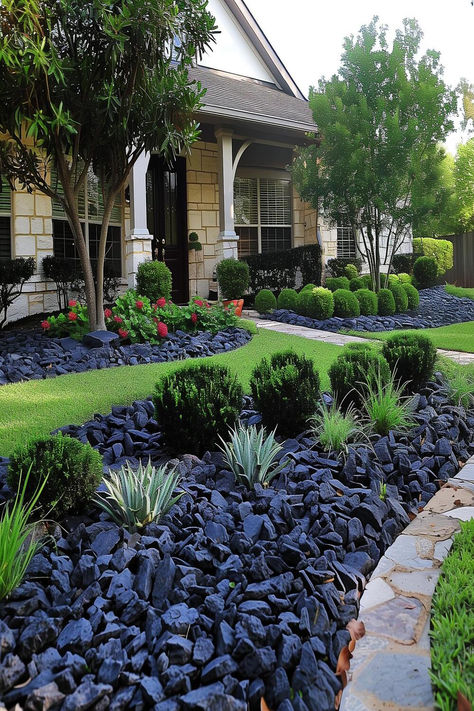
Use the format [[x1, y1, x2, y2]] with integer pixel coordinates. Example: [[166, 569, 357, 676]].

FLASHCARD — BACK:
[[198, 104, 316, 133]]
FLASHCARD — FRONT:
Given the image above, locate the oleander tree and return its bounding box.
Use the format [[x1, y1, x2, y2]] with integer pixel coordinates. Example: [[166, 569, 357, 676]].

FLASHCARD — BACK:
[[0, 0, 216, 330], [292, 17, 457, 290]]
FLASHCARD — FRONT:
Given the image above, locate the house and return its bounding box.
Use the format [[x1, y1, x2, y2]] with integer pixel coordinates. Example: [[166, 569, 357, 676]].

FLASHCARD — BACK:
[[0, 0, 404, 322]]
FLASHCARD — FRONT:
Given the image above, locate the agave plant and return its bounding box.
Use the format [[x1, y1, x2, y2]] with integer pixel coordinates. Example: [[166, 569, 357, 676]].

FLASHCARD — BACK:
[[218, 424, 287, 488], [94, 459, 183, 532]]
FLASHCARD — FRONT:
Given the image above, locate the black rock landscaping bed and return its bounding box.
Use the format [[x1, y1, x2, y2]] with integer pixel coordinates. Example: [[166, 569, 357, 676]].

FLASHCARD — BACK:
[[0, 327, 251, 386], [0, 376, 473, 711], [263, 286, 474, 334]]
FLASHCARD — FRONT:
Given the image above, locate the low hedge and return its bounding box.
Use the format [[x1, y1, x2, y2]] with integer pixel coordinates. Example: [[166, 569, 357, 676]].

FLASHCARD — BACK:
[[413, 237, 453, 276], [349, 277, 366, 292], [243, 244, 322, 293], [326, 276, 350, 292]]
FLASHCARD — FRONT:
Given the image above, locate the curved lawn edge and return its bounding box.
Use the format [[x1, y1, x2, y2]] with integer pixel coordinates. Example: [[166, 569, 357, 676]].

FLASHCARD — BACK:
[[343, 320, 474, 353], [0, 328, 342, 457]]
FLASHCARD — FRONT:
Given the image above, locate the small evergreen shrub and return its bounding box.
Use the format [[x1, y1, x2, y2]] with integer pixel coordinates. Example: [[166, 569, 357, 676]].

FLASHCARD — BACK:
[[0, 257, 36, 329], [136, 261, 172, 302], [296, 290, 312, 316], [389, 281, 409, 313], [382, 332, 437, 392], [329, 348, 391, 409], [397, 272, 412, 284], [8, 434, 103, 519], [153, 363, 243, 455], [250, 351, 320, 437], [216, 258, 249, 300], [326, 276, 350, 292], [333, 289, 360, 317], [255, 289, 277, 314], [349, 277, 366, 292], [392, 253, 414, 275], [413, 237, 453, 276], [301, 283, 318, 293], [277, 288, 298, 311], [377, 288, 396, 316], [355, 288, 378, 315], [403, 283, 420, 310], [344, 264, 359, 280], [308, 287, 334, 319], [326, 257, 362, 278], [413, 256, 437, 289], [361, 274, 374, 289]]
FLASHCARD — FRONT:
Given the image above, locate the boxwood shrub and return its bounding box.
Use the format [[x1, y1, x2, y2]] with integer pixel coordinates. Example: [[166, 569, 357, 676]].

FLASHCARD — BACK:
[[344, 264, 359, 280], [349, 276, 366, 292], [403, 283, 420, 310], [308, 287, 334, 320], [250, 351, 320, 437], [216, 258, 250, 300], [136, 260, 172, 302], [355, 288, 378, 315], [413, 237, 453, 276], [277, 288, 298, 311], [413, 256, 438, 289], [326, 257, 362, 277], [255, 289, 277, 314], [392, 253, 415, 275], [329, 347, 391, 409], [382, 332, 437, 391], [300, 283, 318, 293], [296, 290, 312, 316], [389, 281, 409, 313], [333, 289, 360, 317], [361, 274, 374, 289], [377, 288, 396, 316], [397, 272, 412, 284], [326, 276, 350, 292]]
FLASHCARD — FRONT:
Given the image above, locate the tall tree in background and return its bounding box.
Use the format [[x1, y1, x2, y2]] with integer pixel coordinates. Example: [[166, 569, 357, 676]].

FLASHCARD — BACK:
[[0, 0, 216, 330], [292, 17, 456, 290], [454, 138, 474, 230]]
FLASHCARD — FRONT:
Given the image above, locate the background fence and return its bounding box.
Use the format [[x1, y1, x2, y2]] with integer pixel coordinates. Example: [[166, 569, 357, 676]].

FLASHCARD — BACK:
[[444, 232, 474, 287]]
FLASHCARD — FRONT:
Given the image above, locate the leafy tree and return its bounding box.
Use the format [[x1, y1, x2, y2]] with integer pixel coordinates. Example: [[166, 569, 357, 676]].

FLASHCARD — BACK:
[[292, 17, 457, 290], [0, 0, 216, 330], [454, 138, 474, 230], [412, 149, 460, 237], [458, 78, 474, 132]]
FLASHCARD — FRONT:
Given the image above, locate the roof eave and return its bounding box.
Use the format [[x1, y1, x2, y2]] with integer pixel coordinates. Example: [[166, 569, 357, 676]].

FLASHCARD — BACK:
[[196, 104, 318, 136]]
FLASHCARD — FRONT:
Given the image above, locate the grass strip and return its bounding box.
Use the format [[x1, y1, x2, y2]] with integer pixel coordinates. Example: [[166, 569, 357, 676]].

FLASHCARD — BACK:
[[445, 284, 474, 301], [344, 321, 474, 353]]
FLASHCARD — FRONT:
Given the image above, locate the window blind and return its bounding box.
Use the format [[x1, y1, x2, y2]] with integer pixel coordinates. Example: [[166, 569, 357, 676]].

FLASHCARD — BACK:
[[0, 178, 11, 216], [234, 177, 258, 225], [259, 178, 291, 226]]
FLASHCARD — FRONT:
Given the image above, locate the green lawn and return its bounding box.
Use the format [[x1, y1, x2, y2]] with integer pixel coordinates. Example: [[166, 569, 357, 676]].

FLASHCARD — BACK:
[[0, 328, 341, 456], [346, 321, 474, 353], [445, 284, 474, 301]]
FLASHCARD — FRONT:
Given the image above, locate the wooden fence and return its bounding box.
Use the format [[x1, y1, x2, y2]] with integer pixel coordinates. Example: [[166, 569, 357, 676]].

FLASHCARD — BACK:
[[444, 232, 474, 287]]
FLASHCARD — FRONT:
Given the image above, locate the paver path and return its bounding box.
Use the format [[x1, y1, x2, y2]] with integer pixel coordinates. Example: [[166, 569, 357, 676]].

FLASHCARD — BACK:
[[243, 311, 474, 364]]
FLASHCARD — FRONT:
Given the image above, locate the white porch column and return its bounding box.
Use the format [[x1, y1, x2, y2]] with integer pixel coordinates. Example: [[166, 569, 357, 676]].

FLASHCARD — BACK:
[[125, 151, 153, 288], [215, 128, 238, 261]]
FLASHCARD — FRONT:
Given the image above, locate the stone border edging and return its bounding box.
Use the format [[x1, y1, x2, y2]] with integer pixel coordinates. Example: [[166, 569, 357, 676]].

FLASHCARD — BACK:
[[340, 456, 474, 711]]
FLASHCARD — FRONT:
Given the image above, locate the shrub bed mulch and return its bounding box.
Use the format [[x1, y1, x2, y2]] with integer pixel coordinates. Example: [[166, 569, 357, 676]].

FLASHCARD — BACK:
[[0, 377, 473, 711], [0, 327, 251, 386], [262, 286, 474, 334]]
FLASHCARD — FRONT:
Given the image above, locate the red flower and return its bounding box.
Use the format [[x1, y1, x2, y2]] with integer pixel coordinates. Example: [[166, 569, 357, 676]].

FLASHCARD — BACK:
[[41, 320, 50, 330], [194, 299, 204, 307], [156, 297, 166, 308], [118, 328, 129, 339], [114, 315, 123, 323], [191, 312, 198, 324], [68, 299, 77, 307], [205, 302, 211, 309], [135, 300, 144, 309], [68, 311, 78, 321], [157, 321, 168, 338], [104, 308, 112, 319]]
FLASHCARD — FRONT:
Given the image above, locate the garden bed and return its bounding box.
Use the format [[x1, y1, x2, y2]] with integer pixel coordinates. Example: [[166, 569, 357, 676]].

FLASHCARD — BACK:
[[0, 374, 473, 711]]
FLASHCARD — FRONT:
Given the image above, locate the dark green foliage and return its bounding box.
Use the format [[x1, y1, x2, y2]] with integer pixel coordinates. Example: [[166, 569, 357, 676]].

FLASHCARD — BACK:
[[42, 255, 76, 310], [333, 289, 360, 317], [392, 253, 415, 274], [326, 276, 350, 292], [403, 283, 420, 310], [250, 351, 320, 437], [382, 332, 437, 391], [255, 289, 277, 314], [277, 288, 298, 311], [301, 283, 318, 293], [361, 274, 374, 289], [413, 237, 453, 276], [307, 287, 334, 319], [413, 256, 438, 289], [153, 363, 243, 455], [216, 258, 249, 300], [377, 288, 396, 316], [242, 244, 322, 293], [349, 277, 366, 291], [355, 288, 378, 315], [0, 257, 35, 328], [8, 434, 103, 519], [296, 290, 312, 316], [329, 347, 391, 408], [136, 261, 172, 302], [326, 257, 362, 277], [389, 281, 409, 313], [344, 263, 359, 280]]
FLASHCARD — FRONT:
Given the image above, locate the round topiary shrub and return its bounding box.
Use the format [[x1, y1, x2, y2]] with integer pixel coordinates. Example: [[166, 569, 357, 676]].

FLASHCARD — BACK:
[[413, 256, 437, 289], [255, 289, 277, 314], [382, 332, 437, 392], [344, 264, 359, 280], [277, 288, 298, 311], [377, 288, 396, 316], [301, 283, 318, 293], [349, 277, 366, 292], [136, 260, 172, 302], [403, 283, 420, 310], [329, 347, 391, 409], [333, 289, 360, 317], [397, 272, 412, 284], [361, 274, 374, 289], [326, 276, 350, 292], [296, 290, 312, 316], [8, 434, 103, 519], [355, 288, 378, 316], [389, 281, 409, 313], [250, 351, 320, 437], [307, 287, 334, 320], [216, 258, 249, 300], [153, 362, 243, 455]]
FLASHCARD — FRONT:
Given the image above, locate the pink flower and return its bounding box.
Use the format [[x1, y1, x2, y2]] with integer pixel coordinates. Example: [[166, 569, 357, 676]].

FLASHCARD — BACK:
[[68, 311, 78, 321], [114, 315, 123, 323], [135, 300, 144, 309], [194, 299, 204, 307], [68, 299, 77, 307], [157, 322, 168, 338], [41, 320, 50, 330], [156, 297, 166, 308], [104, 308, 112, 319], [191, 312, 198, 324], [118, 328, 129, 339]]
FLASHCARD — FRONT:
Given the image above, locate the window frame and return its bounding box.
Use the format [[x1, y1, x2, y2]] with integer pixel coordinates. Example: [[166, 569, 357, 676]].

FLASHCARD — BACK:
[[336, 218, 357, 260], [0, 178, 12, 260]]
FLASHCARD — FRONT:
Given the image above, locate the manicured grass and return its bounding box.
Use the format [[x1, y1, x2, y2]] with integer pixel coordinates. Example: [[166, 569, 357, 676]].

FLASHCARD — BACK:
[[445, 284, 474, 301], [430, 519, 474, 711], [0, 328, 341, 457], [345, 321, 474, 353]]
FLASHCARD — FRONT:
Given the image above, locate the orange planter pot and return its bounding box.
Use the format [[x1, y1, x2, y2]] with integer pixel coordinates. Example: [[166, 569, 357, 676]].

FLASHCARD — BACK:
[[223, 298, 244, 317]]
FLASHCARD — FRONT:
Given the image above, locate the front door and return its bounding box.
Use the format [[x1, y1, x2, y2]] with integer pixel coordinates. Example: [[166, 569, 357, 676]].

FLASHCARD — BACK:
[[146, 156, 189, 303]]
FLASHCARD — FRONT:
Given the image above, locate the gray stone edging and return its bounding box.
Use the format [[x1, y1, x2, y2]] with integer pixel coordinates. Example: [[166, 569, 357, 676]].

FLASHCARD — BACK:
[[339, 457, 474, 711]]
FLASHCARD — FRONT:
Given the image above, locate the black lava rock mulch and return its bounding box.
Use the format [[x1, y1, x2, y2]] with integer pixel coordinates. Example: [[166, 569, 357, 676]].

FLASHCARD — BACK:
[[0, 377, 473, 711], [263, 286, 474, 334], [0, 327, 251, 386]]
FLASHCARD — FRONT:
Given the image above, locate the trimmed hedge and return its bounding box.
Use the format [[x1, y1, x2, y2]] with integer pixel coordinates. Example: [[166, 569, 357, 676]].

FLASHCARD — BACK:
[[243, 244, 322, 293], [349, 276, 366, 292], [355, 288, 378, 315], [403, 283, 420, 310], [301, 283, 318, 293], [326, 276, 350, 292], [389, 281, 409, 313], [255, 289, 277, 314], [392, 253, 415, 275], [413, 256, 438, 289], [397, 272, 412, 284], [377, 288, 396, 316], [361, 274, 374, 289], [333, 288, 360, 317], [382, 332, 437, 392], [277, 288, 299, 311], [326, 257, 362, 277], [308, 287, 334, 319], [296, 290, 312, 316], [413, 237, 453, 276]]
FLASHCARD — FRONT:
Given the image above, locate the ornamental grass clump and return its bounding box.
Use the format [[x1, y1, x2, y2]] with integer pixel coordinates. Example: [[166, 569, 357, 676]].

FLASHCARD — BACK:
[[250, 351, 320, 437], [382, 332, 437, 392], [95, 459, 182, 532], [328, 345, 391, 409], [310, 402, 367, 456], [361, 368, 416, 436], [153, 362, 243, 455], [218, 424, 288, 488]]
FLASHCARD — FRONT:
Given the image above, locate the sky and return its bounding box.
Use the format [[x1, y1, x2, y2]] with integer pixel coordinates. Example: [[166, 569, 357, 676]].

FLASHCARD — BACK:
[[246, 0, 473, 154]]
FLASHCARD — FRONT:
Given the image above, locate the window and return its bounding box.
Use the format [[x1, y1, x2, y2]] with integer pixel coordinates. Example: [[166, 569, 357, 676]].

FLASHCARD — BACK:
[[0, 178, 11, 260], [234, 176, 292, 258], [337, 218, 356, 260]]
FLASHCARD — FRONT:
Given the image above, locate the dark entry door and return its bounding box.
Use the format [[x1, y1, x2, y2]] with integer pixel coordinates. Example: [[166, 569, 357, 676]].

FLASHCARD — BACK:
[[146, 156, 188, 303]]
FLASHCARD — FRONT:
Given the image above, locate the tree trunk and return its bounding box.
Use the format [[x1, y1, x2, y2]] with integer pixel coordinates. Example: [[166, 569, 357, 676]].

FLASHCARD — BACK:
[[95, 195, 116, 331]]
